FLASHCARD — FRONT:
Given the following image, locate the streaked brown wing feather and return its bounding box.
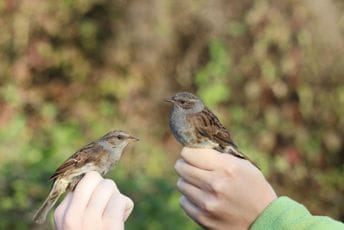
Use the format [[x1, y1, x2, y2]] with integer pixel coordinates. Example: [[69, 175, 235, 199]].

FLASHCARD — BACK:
[[185, 106, 260, 169], [49, 142, 100, 181], [188, 107, 247, 159], [188, 107, 235, 146]]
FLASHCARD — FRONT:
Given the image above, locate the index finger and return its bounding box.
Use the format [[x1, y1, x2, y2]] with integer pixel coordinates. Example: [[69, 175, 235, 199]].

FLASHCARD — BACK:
[[64, 171, 103, 225], [181, 147, 223, 170], [54, 192, 73, 230], [175, 159, 210, 189]]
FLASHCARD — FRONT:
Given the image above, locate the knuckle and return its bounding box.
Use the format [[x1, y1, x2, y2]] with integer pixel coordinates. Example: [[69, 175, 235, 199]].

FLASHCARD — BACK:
[[197, 213, 207, 224], [209, 177, 226, 194], [203, 200, 216, 213], [197, 214, 213, 228], [116, 194, 127, 205], [224, 164, 237, 177], [102, 179, 117, 190], [212, 180, 225, 193], [202, 197, 219, 213], [125, 196, 134, 209], [84, 171, 102, 182]]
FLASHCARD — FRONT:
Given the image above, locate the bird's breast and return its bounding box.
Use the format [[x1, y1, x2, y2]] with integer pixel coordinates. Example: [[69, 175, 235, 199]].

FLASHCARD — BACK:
[[97, 142, 122, 172], [170, 109, 195, 146]]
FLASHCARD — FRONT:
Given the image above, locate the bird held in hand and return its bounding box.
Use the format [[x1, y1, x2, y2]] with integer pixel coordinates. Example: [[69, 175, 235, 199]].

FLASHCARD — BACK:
[[33, 130, 138, 224], [165, 92, 258, 167]]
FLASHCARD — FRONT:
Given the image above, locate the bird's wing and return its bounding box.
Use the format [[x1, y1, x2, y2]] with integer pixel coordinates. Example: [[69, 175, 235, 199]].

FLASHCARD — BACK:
[[188, 107, 234, 146], [188, 107, 246, 159], [49, 142, 101, 181]]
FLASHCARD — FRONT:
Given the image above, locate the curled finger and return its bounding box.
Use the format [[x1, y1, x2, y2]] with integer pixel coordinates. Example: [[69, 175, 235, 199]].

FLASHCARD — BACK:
[[175, 159, 212, 190], [179, 196, 213, 229], [54, 192, 73, 230]]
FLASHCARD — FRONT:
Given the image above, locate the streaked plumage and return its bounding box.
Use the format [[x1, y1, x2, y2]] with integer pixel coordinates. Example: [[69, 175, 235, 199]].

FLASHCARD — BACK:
[[33, 130, 138, 224], [165, 92, 256, 165]]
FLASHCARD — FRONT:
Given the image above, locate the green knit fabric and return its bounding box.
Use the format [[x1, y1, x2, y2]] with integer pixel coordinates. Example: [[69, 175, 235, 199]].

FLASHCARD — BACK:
[[251, 196, 344, 230]]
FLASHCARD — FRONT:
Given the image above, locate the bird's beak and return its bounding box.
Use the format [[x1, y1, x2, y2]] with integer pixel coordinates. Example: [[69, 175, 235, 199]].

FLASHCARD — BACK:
[[128, 135, 139, 141], [164, 96, 174, 104]]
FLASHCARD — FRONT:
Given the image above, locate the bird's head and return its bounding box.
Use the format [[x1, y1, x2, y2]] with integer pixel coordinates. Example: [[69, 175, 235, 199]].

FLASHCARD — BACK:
[[102, 130, 139, 148], [164, 92, 204, 113]]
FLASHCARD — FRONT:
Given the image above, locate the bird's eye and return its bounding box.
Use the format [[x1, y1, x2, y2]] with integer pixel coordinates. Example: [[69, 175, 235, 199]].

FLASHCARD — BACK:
[[117, 135, 123, 140], [179, 100, 186, 104]]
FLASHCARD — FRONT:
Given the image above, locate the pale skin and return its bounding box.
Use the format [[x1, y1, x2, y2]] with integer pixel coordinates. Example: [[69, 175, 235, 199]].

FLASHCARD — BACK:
[[175, 147, 277, 230], [54, 171, 134, 230]]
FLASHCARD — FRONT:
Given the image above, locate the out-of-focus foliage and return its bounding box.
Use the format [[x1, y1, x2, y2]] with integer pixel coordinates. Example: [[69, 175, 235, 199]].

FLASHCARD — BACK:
[[0, 0, 343, 229]]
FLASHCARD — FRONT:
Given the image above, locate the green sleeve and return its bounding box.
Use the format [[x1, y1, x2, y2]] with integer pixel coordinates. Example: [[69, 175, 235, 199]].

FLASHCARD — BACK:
[[250, 196, 344, 230]]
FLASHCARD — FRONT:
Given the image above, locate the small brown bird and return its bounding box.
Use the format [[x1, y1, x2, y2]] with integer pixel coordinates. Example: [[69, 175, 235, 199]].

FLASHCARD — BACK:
[[33, 130, 138, 224], [165, 92, 258, 167]]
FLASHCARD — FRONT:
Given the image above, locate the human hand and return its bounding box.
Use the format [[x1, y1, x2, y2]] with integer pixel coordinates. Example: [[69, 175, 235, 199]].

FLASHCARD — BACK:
[[54, 171, 134, 230], [175, 147, 277, 230]]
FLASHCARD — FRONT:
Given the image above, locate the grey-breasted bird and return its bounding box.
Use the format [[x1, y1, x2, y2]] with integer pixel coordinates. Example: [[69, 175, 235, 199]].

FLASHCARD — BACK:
[[165, 92, 258, 167], [33, 130, 138, 224]]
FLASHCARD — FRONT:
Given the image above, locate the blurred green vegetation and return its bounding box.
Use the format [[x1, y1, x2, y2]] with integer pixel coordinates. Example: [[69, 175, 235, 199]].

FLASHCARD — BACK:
[[0, 0, 343, 229]]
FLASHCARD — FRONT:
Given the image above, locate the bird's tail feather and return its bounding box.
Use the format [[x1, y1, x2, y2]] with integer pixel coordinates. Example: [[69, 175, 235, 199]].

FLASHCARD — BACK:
[[222, 145, 261, 170], [33, 180, 67, 224]]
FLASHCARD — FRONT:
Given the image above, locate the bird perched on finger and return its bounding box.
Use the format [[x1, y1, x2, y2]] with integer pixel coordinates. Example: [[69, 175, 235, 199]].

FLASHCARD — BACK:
[[33, 130, 138, 224], [165, 92, 258, 168]]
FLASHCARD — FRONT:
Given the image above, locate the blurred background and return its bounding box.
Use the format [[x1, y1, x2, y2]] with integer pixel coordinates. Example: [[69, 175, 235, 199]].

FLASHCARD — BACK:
[[0, 0, 343, 229]]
